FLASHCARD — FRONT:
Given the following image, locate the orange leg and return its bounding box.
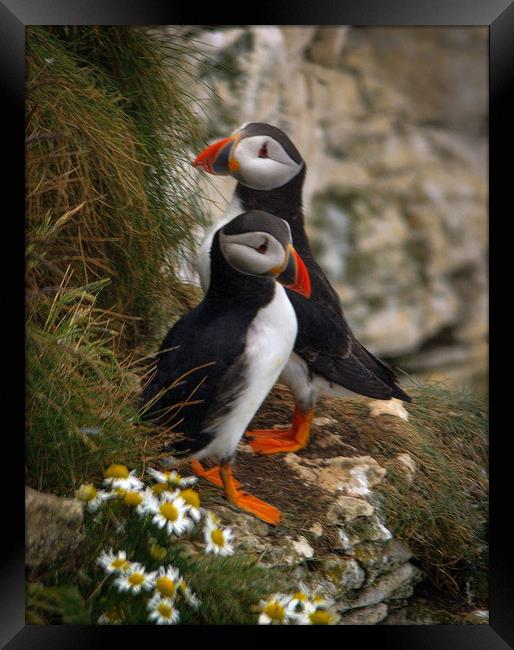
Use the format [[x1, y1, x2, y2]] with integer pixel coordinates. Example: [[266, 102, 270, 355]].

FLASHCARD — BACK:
[[220, 465, 281, 526], [246, 407, 314, 455], [191, 459, 241, 489]]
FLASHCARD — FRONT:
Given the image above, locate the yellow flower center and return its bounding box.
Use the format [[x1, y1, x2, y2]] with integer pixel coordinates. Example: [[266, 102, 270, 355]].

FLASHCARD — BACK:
[[156, 576, 176, 597], [167, 472, 181, 485], [152, 483, 169, 495], [160, 502, 179, 521], [292, 591, 308, 601], [123, 491, 143, 507], [157, 602, 173, 618], [128, 572, 145, 586], [111, 558, 130, 570], [150, 543, 167, 561], [76, 484, 96, 501], [105, 464, 129, 479], [211, 528, 225, 547], [264, 601, 285, 621], [309, 610, 332, 625], [180, 489, 200, 508]]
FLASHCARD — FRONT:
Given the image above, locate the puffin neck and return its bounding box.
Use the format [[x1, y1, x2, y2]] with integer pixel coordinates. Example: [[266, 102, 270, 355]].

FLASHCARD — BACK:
[[205, 231, 276, 310], [235, 166, 309, 248]]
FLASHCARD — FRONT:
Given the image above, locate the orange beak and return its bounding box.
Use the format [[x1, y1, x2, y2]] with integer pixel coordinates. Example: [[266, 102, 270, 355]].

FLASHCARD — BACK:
[[192, 135, 238, 175], [276, 245, 311, 298]]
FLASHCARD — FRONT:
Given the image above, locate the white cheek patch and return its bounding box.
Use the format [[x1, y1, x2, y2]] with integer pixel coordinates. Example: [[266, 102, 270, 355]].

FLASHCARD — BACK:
[[234, 136, 303, 190], [220, 232, 286, 276]]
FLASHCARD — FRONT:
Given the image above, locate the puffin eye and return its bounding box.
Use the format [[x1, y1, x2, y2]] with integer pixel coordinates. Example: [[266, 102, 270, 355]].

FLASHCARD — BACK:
[[256, 240, 268, 254], [258, 142, 268, 158]]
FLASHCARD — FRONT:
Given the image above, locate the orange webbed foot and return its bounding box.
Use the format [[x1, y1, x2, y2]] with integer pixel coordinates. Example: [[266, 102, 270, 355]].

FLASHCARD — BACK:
[[248, 437, 306, 455], [245, 427, 295, 440], [246, 408, 314, 455], [191, 459, 241, 489], [220, 465, 281, 525]]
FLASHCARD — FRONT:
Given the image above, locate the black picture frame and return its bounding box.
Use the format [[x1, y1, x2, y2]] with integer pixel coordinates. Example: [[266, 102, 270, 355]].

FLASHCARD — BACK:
[[7, 1, 512, 647]]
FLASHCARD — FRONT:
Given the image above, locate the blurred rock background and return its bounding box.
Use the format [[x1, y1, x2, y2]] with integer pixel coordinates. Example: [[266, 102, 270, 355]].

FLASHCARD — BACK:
[[174, 26, 488, 394]]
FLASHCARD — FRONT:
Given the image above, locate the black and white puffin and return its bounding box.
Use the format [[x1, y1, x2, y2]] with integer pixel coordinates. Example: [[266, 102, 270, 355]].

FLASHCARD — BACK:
[[193, 122, 411, 455], [141, 210, 311, 525]]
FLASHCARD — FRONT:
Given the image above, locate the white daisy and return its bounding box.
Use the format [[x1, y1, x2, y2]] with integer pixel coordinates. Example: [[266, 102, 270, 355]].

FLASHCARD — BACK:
[[147, 467, 198, 488], [152, 565, 182, 599], [204, 513, 234, 556], [119, 487, 157, 516], [103, 464, 144, 491], [96, 548, 132, 575], [148, 492, 195, 537], [297, 606, 340, 625], [179, 488, 202, 522], [258, 594, 294, 625], [147, 593, 180, 625], [285, 584, 313, 617], [75, 483, 112, 513], [178, 578, 201, 609], [113, 562, 154, 594]]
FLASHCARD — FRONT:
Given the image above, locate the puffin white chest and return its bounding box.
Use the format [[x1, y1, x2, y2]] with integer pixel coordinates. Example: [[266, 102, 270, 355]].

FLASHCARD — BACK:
[[199, 285, 297, 462]]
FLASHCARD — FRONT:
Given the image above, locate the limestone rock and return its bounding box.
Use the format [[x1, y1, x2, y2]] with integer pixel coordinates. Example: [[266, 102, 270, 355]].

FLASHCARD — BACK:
[[26, 486, 84, 567], [339, 603, 389, 625], [340, 562, 419, 610], [321, 555, 366, 594], [326, 495, 374, 525], [184, 25, 487, 390]]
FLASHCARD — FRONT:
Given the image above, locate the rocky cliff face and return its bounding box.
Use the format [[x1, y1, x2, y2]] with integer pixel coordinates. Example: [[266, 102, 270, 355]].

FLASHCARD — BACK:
[[175, 26, 488, 391]]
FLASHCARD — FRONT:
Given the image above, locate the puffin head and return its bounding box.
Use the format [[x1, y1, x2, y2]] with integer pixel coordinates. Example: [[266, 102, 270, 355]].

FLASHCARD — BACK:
[[193, 122, 304, 191], [219, 210, 311, 297]]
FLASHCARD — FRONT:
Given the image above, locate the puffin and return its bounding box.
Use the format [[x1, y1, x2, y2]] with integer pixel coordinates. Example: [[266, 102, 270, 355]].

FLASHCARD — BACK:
[[193, 122, 411, 455], [141, 210, 311, 525]]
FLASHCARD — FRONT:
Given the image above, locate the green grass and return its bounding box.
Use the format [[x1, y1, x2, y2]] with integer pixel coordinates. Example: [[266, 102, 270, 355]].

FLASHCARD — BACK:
[[26, 26, 207, 494], [26, 26, 205, 347], [366, 384, 488, 601]]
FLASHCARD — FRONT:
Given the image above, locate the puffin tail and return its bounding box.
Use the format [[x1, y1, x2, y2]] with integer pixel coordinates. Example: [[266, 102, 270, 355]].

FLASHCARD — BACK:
[[354, 340, 412, 403]]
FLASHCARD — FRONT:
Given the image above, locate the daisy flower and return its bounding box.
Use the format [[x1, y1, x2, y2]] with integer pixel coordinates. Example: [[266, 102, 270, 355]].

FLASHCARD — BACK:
[[258, 594, 294, 625], [120, 487, 156, 516], [178, 578, 201, 609], [285, 584, 312, 617], [204, 512, 234, 556], [179, 488, 202, 522], [147, 467, 198, 489], [75, 483, 112, 513], [103, 464, 144, 492], [299, 607, 340, 625], [113, 562, 154, 594], [96, 548, 132, 575], [147, 593, 180, 625], [148, 492, 195, 537], [152, 565, 181, 599]]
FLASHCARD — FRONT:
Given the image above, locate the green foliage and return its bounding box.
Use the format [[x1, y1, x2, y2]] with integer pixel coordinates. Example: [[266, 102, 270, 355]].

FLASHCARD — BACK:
[[25, 26, 205, 494], [26, 26, 204, 345], [25, 275, 147, 494], [370, 384, 488, 601]]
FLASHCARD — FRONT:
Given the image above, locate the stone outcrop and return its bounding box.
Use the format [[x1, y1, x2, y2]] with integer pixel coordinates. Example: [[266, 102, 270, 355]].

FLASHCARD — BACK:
[[174, 26, 487, 390], [189, 435, 424, 624], [26, 486, 84, 567]]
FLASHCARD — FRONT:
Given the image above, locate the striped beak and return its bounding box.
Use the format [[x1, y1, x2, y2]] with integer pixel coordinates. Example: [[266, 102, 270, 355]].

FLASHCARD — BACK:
[[192, 134, 240, 175], [275, 245, 311, 298]]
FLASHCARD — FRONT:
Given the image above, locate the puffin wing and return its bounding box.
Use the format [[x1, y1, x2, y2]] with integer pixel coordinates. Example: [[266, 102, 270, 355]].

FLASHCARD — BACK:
[[141, 306, 248, 447], [286, 289, 411, 402]]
